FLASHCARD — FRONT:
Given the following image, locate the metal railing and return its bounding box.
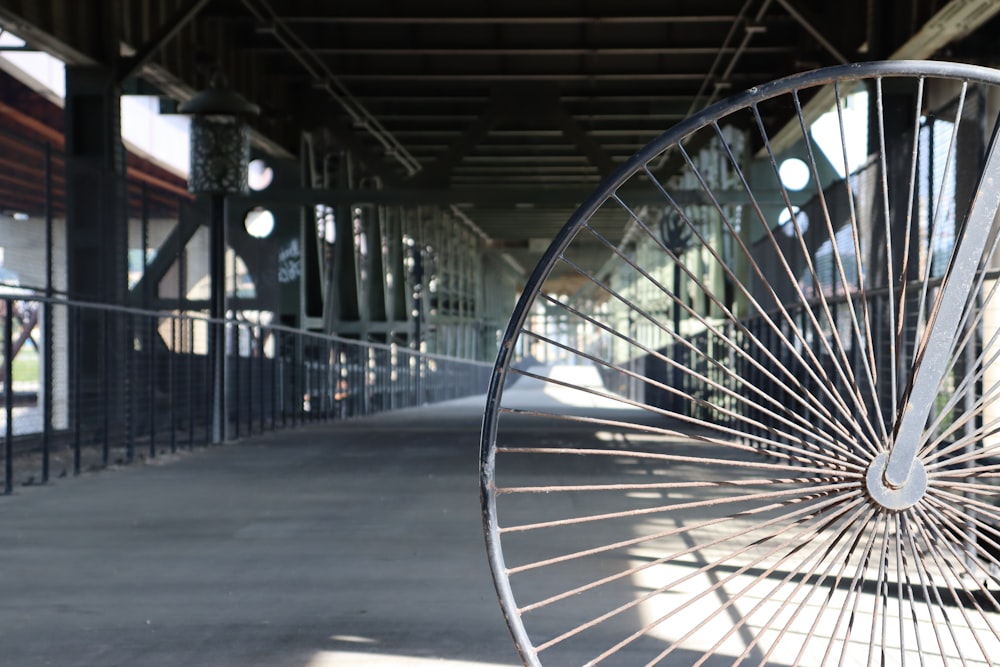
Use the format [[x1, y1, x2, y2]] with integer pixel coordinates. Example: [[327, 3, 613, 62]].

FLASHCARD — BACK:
[[0, 294, 492, 494], [632, 276, 981, 463]]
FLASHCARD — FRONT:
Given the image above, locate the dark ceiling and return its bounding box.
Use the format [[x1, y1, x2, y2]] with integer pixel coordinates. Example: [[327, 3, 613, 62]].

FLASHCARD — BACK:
[[0, 0, 996, 279]]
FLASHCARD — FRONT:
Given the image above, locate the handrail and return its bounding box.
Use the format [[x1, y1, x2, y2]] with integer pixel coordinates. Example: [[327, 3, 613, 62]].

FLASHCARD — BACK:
[[0, 294, 491, 495]]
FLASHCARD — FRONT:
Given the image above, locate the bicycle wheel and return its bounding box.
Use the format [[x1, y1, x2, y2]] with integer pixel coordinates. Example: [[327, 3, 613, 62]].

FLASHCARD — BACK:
[[480, 61, 1000, 666]]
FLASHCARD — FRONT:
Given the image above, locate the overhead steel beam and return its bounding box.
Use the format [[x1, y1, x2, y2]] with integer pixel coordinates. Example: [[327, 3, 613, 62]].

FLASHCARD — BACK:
[[545, 94, 616, 178], [772, 0, 849, 65], [0, 3, 96, 66], [890, 0, 1000, 59], [269, 14, 742, 25], [411, 91, 506, 186], [117, 0, 213, 85], [349, 94, 693, 103], [231, 186, 792, 209], [240, 46, 795, 56], [315, 117, 404, 188], [764, 0, 1000, 156], [242, 0, 421, 176], [330, 72, 762, 82]]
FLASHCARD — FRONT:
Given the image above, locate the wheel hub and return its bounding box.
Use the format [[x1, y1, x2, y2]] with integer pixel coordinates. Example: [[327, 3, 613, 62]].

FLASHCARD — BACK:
[[865, 452, 927, 511]]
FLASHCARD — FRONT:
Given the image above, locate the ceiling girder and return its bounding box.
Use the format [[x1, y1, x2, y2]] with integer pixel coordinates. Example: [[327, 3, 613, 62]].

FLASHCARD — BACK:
[[231, 185, 794, 210], [117, 0, 212, 85], [0, 0, 991, 289], [409, 89, 507, 187]]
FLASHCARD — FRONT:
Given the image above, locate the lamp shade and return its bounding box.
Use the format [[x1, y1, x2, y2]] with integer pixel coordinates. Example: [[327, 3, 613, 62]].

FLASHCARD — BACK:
[[187, 117, 250, 194], [179, 71, 260, 194], [178, 71, 260, 117]]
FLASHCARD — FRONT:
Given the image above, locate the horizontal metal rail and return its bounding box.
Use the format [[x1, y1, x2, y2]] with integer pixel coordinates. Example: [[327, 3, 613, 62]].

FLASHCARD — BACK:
[[0, 293, 491, 495]]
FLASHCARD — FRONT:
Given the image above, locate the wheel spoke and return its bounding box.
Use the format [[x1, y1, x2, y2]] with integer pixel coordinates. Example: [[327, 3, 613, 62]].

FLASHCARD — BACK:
[[481, 61, 1000, 667]]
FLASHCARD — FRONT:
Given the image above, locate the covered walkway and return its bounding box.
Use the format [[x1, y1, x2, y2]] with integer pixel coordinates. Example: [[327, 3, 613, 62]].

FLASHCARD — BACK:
[[1, 396, 517, 667], [6, 4, 1000, 666]]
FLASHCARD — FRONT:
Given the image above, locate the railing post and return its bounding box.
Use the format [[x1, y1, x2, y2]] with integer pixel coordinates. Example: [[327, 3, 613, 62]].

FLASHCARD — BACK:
[[186, 319, 195, 449], [271, 329, 279, 430], [71, 306, 81, 475], [4, 298, 13, 494], [232, 321, 241, 439], [147, 313, 156, 458], [260, 327, 267, 431], [125, 313, 135, 464], [42, 142, 53, 484], [208, 193, 226, 445], [100, 308, 110, 468], [169, 315, 177, 454]]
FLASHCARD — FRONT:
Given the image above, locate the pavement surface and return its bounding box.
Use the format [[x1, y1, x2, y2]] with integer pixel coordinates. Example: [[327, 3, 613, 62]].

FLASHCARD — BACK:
[[5, 364, 961, 667], [1, 393, 521, 667]]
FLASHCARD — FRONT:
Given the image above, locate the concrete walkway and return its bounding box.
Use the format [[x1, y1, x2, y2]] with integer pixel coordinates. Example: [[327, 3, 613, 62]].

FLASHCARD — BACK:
[[1, 395, 519, 667]]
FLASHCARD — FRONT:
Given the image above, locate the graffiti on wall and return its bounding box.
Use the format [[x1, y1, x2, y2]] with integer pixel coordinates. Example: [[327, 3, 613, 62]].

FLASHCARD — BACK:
[[278, 239, 301, 283]]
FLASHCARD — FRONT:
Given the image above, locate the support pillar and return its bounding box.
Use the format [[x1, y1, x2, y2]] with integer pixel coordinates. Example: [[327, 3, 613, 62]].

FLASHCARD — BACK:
[[323, 199, 361, 335], [66, 66, 128, 305], [386, 207, 409, 344], [366, 208, 388, 341], [65, 65, 128, 442]]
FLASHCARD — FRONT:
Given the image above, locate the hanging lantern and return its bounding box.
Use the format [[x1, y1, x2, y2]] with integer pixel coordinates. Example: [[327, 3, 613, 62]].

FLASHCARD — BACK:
[[178, 70, 260, 194]]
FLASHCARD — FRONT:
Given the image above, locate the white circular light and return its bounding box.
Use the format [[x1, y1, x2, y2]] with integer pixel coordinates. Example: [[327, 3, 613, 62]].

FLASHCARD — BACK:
[[247, 158, 274, 191], [778, 207, 809, 237], [244, 207, 275, 239], [778, 157, 810, 191]]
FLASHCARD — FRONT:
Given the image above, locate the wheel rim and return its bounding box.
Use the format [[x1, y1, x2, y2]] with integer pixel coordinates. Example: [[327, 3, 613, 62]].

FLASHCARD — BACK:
[[481, 60, 1000, 666]]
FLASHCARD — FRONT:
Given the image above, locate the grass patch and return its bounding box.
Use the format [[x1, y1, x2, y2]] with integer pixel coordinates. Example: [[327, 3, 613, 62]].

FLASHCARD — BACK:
[[11, 348, 38, 384]]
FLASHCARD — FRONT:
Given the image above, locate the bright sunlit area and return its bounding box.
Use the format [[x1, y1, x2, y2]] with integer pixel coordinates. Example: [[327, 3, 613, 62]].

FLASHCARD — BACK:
[[0, 24, 190, 178], [121, 94, 190, 177], [306, 652, 516, 667], [0, 28, 64, 99], [810, 88, 869, 177]]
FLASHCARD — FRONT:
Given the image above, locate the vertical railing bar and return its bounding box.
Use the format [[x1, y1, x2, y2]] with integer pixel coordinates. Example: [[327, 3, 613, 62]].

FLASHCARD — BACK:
[[289, 333, 296, 427], [125, 314, 135, 464], [42, 141, 53, 484], [270, 329, 277, 430], [203, 320, 211, 446], [307, 344, 313, 422], [245, 324, 252, 435], [313, 342, 319, 421], [72, 306, 81, 475], [321, 340, 329, 422], [187, 319, 194, 449], [308, 343, 315, 422], [331, 341, 337, 419], [233, 321, 240, 440], [101, 308, 110, 468], [248, 325, 255, 435], [279, 330, 287, 429], [310, 342, 316, 422], [4, 298, 13, 495], [296, 336, 300, 422], [273, 331, 279, 429], [245, 323, 252, 435], [42, 297, 52, 484], [147, 314, 156, 458], [169, 315, 177, 454], [261, 327, 267, 431], [141, 184, 155, 459]]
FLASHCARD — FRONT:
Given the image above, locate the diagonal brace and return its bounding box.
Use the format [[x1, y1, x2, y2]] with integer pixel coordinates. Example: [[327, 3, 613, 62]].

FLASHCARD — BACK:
[[117, 0, 214, 86]]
